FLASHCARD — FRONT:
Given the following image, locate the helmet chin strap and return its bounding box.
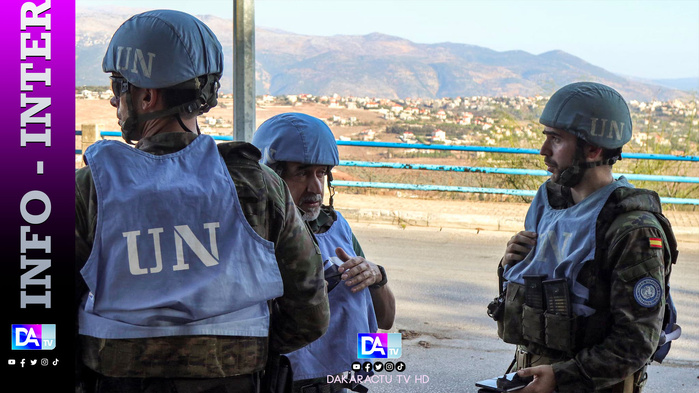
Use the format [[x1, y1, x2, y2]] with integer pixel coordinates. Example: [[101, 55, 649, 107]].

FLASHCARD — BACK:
[[555, 142, 620, 188], [327, 169, 335, 208], [556, 160, 594, 188], [120, 93, 204, 144], [118, 75, 219, 143], [175, 113, 200, 135], [120, 90, 142, 145]]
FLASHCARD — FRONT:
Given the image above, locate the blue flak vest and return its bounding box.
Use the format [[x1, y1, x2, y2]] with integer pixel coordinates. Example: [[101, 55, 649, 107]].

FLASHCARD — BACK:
[[79, 135, 283, 339], [503, 177, 632, 317], [286, 211, 378, 380]]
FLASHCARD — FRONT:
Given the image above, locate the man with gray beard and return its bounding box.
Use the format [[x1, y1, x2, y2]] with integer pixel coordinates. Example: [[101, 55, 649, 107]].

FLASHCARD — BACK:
[[253, 113, 396, 393]]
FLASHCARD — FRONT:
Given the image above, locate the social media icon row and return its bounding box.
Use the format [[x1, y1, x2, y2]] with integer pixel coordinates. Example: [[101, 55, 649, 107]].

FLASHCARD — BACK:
[[352, 361, 405, 373], [8, 358, 58, 367]]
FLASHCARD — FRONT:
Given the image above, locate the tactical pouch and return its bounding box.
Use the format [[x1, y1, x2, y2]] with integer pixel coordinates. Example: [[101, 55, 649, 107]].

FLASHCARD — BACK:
[[522, 305, 546, 345], [261, 352, 293, 393], [498, 283, 526, 344], [544, 312, 576, 352]]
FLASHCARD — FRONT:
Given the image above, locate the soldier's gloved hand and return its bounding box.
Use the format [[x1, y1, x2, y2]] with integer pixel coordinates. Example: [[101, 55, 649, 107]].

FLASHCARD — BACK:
[[336, 247, 381, 293], [518, 365, 556, 393], [501, 231, 537, 268]]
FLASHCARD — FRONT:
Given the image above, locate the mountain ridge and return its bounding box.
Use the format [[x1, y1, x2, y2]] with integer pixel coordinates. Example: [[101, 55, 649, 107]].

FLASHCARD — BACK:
[[75, 7, 693, 101]]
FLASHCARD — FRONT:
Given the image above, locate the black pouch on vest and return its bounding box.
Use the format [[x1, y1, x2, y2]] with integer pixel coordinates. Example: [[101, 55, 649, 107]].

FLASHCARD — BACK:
[[524, 275, 547, 309], [522, 305, 546, 345], [543, 279, 571, 317], [544, 313, 578, 352], [498, 282, 526, 344], [543, 279, 575, 352], [521, 275, 547, 344], [261, 352, 293, 393]]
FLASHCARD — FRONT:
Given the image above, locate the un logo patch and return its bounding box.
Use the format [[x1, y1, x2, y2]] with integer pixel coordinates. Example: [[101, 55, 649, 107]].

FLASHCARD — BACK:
[[634, 277, 662, 308]]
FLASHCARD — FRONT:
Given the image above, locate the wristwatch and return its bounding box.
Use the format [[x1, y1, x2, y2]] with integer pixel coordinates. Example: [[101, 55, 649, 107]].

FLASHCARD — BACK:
[[370, 265, 388, 289]]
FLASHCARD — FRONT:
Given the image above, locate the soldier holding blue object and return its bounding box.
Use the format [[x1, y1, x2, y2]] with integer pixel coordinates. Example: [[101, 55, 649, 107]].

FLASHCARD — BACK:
[[75, 11, 329, 393], [253, 113, 396, 393], [491, 82, 679, 393]]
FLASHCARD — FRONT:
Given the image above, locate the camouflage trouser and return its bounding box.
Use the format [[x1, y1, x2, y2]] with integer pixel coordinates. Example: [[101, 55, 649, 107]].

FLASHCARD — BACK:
[[514, 346, 647, 393], [88, 373, 261, 393]]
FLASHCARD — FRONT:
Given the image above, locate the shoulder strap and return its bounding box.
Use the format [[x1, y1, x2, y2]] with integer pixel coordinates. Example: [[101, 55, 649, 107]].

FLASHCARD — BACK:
[[605, 209, 680, 363], [583, 195, 678, 352], [652, 212, 679, 266], [646, 211, 680, 363]]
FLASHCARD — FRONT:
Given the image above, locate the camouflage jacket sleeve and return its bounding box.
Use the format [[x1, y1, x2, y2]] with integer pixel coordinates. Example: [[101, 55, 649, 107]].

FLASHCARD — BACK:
[[218, 143, 329, 354], [552, 213, 667, 392], [75, 166, 96, 308]]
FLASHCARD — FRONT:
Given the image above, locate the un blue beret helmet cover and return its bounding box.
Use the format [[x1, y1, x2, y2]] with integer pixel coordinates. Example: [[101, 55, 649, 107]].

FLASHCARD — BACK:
[[102, 10, 223, 88], [539, 82, 632, 149], [252, 113, 339, 167]]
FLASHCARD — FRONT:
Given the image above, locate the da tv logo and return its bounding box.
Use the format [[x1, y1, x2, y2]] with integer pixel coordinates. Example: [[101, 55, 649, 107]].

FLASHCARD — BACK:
[[357, 333, 401, 359], [11, 324, 56, 350]]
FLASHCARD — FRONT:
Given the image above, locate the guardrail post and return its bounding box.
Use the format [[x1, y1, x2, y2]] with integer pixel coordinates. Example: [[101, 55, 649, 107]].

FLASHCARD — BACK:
[[81, 124, 99, 161], [233, 0, 256, 142]]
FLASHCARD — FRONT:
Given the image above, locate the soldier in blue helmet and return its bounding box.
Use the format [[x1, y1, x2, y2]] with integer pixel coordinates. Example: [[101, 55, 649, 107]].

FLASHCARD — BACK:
[[489, 82, 679, 393], [75, 11, 329, 393], [253, 113, 396, 393]]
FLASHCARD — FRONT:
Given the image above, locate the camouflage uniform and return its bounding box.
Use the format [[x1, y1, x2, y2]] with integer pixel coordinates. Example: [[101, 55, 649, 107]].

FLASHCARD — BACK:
[[75, 133, 330, 382], [496, 182, 675, 393]]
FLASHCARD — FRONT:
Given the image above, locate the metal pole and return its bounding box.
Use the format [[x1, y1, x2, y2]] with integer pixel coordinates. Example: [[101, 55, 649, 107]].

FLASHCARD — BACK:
[[233, 0, 255, 142]]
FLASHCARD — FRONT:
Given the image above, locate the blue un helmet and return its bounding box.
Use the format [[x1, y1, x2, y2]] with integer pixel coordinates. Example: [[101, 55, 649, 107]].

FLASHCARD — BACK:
[[252, 113, 339, 167], [102, 10, 223, 143], [539, 82, 632, 187], [252, 113, 340, 204]]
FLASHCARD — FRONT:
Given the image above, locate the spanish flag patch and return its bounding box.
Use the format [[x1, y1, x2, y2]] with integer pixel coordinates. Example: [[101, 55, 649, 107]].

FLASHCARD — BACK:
[[649, 238, 663, 248]]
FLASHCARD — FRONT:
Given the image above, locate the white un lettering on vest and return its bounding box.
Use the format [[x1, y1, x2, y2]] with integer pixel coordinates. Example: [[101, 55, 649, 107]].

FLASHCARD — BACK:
[[533, 230, 573, 264], [589, 117, 625, 141], [115, 46, 156, 78], [122, 222, 220, 275]]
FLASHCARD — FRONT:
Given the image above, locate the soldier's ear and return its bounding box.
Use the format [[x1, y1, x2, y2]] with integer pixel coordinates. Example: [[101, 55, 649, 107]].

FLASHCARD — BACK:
[[584, 144, 603, 161], [139, 88, 162, 111]]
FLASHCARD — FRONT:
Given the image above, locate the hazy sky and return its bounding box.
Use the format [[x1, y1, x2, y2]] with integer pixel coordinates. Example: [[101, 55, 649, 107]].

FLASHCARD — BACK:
[[76, 0, 699, 80]]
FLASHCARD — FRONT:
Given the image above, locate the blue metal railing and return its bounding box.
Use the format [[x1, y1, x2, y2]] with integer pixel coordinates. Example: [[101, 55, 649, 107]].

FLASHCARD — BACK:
[[331, 181, 699, 205], [339, 160, 699, 184], [333, 141, 699, 205], [80, 133, 699, 162], [75, 132, 699, 204], [335, 140, 699, 162]]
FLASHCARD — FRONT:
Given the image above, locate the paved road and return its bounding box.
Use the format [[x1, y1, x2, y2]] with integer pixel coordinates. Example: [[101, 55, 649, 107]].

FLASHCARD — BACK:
[[348, 223, 699, 392]]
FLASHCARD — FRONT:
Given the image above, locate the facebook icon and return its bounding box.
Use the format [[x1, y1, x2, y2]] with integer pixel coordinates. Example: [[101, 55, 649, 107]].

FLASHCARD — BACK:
[[357, 333, 402, 359]]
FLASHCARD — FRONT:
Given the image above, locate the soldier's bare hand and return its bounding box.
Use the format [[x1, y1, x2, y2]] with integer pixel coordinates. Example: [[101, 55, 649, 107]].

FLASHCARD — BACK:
[[336, 247, 380, 293], [518, 365, 556, 393], [501, 231, 537, 268]]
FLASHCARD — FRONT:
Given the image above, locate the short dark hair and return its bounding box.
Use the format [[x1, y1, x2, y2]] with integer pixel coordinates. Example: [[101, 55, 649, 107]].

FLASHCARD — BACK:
[[161, 88, 198, 118], [576, 138, 622, 165], [602, 147, 623, 162], [266, 161, 286, 178]]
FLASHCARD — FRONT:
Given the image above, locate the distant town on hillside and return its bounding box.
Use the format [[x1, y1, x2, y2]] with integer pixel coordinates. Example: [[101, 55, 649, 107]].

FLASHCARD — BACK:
[[77, 86, 698, 157]]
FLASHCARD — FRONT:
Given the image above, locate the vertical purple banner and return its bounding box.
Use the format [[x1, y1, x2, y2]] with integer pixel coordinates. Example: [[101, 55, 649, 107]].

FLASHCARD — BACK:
[[0, 0, 75, 390]]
